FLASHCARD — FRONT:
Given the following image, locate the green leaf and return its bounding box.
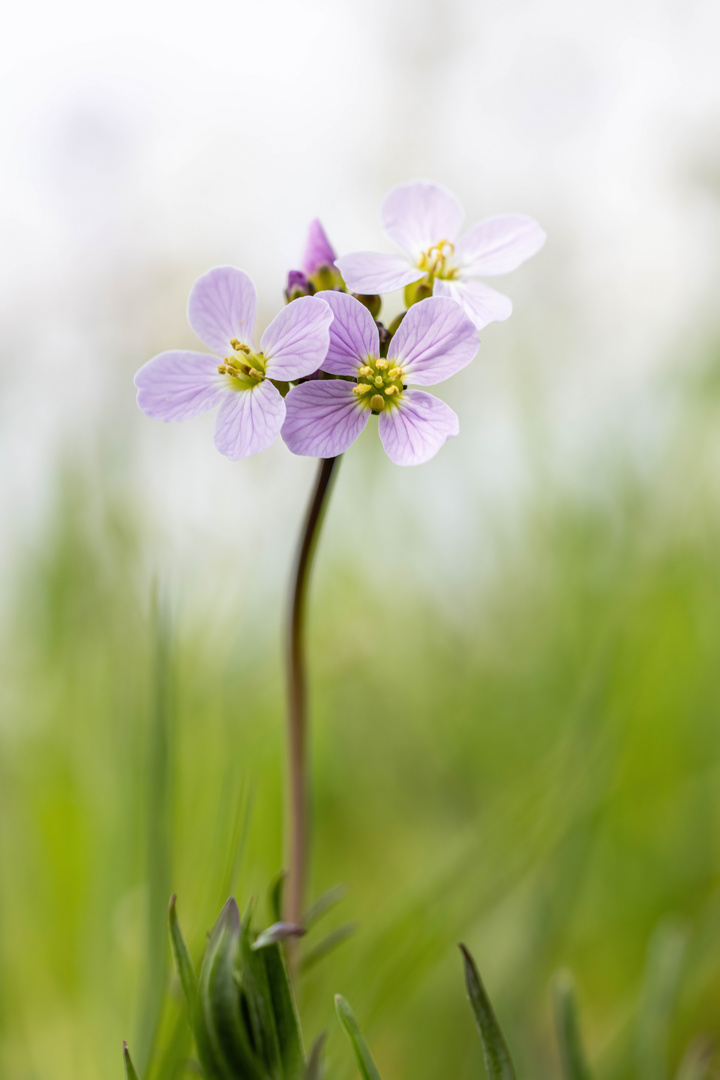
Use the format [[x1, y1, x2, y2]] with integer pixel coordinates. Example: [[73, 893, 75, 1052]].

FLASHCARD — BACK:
[[304, 1034, 326, 1080], [123, 1042, 141, 1080], [300, 924, 355, 973], [334, 995, 382, 1080], [237, 913, 284, 1076], [552, 971, 591, 1080], [459, 944, 516, 1080], [302, 885, 347, 930], [637, 921, 687, 1080], [196, 899, 263, 1080], [263, 942, 306, 1080], [268, 871, 285, 926], [169, 895, 198, 1022]]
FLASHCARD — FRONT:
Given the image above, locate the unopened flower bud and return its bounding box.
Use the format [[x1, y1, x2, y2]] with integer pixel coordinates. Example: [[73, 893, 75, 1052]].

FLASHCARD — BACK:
[[352, 293, 381, 319], [285, 270, 313, 303]]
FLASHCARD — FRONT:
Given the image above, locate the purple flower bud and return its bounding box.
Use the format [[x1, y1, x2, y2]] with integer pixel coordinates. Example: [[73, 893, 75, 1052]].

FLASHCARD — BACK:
[[301, 219, 337, 276], [285, 269, 313, 302]]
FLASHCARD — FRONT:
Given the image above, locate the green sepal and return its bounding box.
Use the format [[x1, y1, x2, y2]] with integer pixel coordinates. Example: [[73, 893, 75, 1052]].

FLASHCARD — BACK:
[[195, 899, 263, 1080], [334, 995, 382, 1080], [169, 894, 198, 1024], [403, 279, 432, 308], [352, 294, 381, 320], [552, 971, 591, 1080], [263, 941, 305, 1080], [123, 1042, 141, 1080], [304, 1033, 326, 1080], [459, 944, 516, 1080]]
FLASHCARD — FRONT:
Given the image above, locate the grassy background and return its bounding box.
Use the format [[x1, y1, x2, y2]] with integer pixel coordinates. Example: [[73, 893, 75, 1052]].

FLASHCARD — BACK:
[[2, 347, 720, 1079]]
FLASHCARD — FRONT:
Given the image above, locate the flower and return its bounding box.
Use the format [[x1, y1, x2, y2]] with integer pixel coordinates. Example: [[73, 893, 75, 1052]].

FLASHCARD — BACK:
[[134, 266, 333, 459], [335, 180, 546, 331], [281, 291, 478, 466], [301, 219, 337, 277]]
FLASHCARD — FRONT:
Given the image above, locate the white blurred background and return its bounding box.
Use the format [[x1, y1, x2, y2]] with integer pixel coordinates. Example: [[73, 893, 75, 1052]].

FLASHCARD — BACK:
[[1, 0, 719, 599]]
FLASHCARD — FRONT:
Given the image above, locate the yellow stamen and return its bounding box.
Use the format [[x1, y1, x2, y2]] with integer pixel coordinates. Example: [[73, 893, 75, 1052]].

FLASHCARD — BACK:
[[358, 365, 372, 377], [248, 367, 264, 381], [375, 358, 388, 370], [370, 394, 384, 411], [353, 384, 372, 396], [388, 367, 403, 380], [230, 338, 251, 353], [385, 385, 399, 396], [217, 364, 227, 374]]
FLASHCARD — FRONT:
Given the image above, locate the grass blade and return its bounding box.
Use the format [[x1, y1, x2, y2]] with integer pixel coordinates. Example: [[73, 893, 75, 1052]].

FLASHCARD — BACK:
[[553, 971, 591, 1080], [460, 944, 515, 1080], [123, 1042, 141, 1080], [169, 894, 198, 1021], [334, 995, 382, 1080]]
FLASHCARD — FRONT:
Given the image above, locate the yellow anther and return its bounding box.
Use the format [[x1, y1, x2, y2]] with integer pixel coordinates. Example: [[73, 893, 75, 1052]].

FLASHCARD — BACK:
[[374, 375, 384, 388], [248, 367, 264, 381], [370, 394, 385, 411], [230, 338, 251, 353], [375, 358, 388, 370], [217, 364, 227, 374], [358, 365, 373, 377], [385, 385, 399, 396], [353, 384, 372, 396], [388, 367, 403, 380]]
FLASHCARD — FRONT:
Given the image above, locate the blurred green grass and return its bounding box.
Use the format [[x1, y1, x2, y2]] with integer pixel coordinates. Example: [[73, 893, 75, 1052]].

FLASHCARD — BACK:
[[2, 354, 720, 1080]]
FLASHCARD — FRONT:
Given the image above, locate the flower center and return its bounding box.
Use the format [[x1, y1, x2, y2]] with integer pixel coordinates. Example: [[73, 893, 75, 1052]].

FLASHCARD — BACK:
[[217, 339, 266, 389], [352, 356, 404, 412], [417, 238, 459, 281]]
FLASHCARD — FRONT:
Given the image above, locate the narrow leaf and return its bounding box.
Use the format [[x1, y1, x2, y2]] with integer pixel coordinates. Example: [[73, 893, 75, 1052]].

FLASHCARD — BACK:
[[637, 921, 687, 1080], [237, 913, 284, 1075], [460, 944, 516, 1080], [300, 923, 355, 973], [269, 870, 286, 925], [334, 995, 382, 1080], [169, 895, 198, 1021], [553, 971, 591, 1080], [123, 1042, 141, 1080], [252, 922, 306, 951], [304, 1033, 326, 1080], [262, 939, 306, 1080], [303, 885, 347, 929]]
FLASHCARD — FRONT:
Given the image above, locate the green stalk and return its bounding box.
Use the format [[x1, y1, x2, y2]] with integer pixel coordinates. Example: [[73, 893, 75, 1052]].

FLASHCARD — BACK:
[[285, 456, 340, 938]]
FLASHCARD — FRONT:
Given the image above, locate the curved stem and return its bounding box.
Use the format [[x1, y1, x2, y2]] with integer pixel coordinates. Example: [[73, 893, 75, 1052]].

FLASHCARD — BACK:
[[285, 455, 340, 934]]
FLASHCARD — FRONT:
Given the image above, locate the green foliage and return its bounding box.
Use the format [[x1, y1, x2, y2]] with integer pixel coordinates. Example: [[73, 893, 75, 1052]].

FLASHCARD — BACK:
[[460, 945, 515, 1080], [552, 972, 591, 1080], [334, 996, 382, 1080], [124, 1042, 141, 1080]]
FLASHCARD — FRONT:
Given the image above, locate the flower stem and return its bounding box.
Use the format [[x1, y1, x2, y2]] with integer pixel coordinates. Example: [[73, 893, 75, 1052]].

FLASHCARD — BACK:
[[285, 455, 340, 939]]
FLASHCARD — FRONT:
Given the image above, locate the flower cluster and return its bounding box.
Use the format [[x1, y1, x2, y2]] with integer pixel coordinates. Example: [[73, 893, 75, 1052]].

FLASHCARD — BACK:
[[135, 181, 544, 466]]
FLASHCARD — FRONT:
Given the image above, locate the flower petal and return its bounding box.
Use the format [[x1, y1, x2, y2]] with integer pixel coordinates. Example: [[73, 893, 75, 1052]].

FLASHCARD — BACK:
[[187, 266, 257, 355], [134, 350, 227, 421], [260, 295, 333, 380], [301, 219, 337, 276], [388, 296, 478, 386], [381, 181, 464, 258], [314, 291, 380, 376], [282, 380, 369, 458], [334, 252, 423, 295], [454, 214, 546, 276], [378, 390, 459, 466], [213, 380, 285, 460], [433, 278, 512, 330]]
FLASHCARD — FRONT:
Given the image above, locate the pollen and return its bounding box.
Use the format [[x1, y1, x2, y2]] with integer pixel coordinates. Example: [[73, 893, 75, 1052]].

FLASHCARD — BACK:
[[354, 353, 404, 411], [353, 384, 372, 396]]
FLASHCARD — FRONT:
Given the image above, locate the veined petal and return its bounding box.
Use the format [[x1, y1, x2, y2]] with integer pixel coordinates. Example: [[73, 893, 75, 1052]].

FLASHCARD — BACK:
[[315, 291, 380, 376], [134, 350, 227, 421], [454, 214, 546, 275], [261, 295, 333, 380], [381, 181, 464, 258], [213, 380, 285, 460], [334, 252, 423, 295], [301, 219, 337, 275], [433, 278, 512, 330], [282, 380, 369, 457], [388, 296, 478, 386], [379, 390, 459, 466], [187, 266, 257, 355]]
